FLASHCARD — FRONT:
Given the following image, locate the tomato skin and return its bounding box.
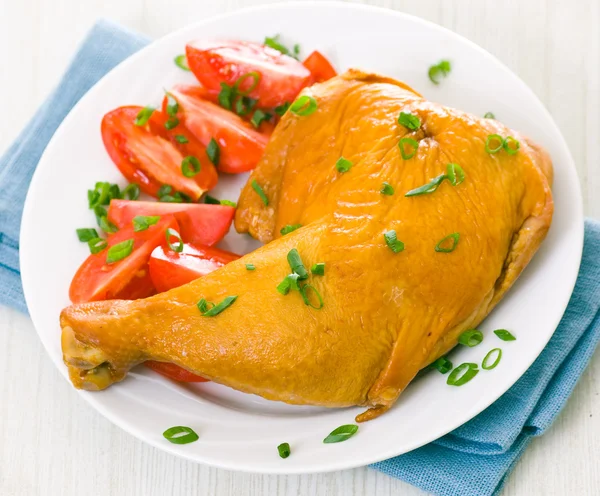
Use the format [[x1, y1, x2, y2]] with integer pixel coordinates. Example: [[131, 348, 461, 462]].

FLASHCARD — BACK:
[[101, 106, 217, 201], [303, 51, 337, 83], [69, 216, 179, 304], [107, 200, 235, 247], [186, 40, 311, 109], [168, 85, 269, 174], [149, 243, 241, 292], [144, 361, 209, 382]]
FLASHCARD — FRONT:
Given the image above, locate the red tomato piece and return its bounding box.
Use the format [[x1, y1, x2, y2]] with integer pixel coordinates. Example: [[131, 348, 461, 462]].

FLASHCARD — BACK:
[[107, 200, 235, 246], [69, 216, 179, 304], [101, 106, 217, 201], [144, 361, 209, 382], [167, 85, 269, 174], [149, 243, 241, 292], [303, 50, 337, 83], [185, 39, 311, 109]]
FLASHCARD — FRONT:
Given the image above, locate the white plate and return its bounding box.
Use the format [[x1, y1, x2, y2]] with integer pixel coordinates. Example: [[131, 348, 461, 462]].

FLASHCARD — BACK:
[[20, 2, 583, 474]]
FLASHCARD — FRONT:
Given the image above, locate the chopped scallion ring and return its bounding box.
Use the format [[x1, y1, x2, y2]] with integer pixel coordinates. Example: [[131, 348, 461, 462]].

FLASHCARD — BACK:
[[381, 182, 394, 195], [181, 156, 201, 177], [287, 248, 309, 280], [87, 237, 107, 254], [175, 134, 189, 144], [429, 356, 453, 374], [311, 263, 325, 276], [484, 112, 495, 119], [174, 55, 191, 71], [485, 134, 504, 154], [446, 163, 465, 186], [482, 348, 502, 370], [206, 138, 220, 165], [106, 239, 134, 264], [398, 112, 421, 130], [290, 95, 318, 116], [99, 216, 118, 234], [274, 102, 291, 116], [503, 136, 520, 155], [233, 72, 261, 95], [165, 92, 179, 117], [335, 157, 353, 173], [428, 60, 452, 85], [163, 426, 198, 444], [399, 137, 419, 160], [277, 442, 291, 458], [280, 224, 302, 235], [251, 180, 269, 206], [198, 295, 238, 317], [76, 228, 99, 242], [447, 363, 479, 386], [251, 109, 272, 129], [165, 117, 179, 130], [134, 106, 155, 126], [494, 329, 516, 341], [405, 173, 446, 197], [165, 228, 184, 253], [323, 424, 358, 443], [122, 183, 140, 200], [458, 329, 483, 347], [218, 82, 234, 110], [246, 264, 256, 271], [384, 230, 405, 253], [132, 215, 160, 232], [435, 232, 460, 253], [300, 284, 324, 309]]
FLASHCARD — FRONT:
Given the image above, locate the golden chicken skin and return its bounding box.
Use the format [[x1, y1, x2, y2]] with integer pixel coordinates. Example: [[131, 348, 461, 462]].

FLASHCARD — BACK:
[[61, 70, 553, 422]]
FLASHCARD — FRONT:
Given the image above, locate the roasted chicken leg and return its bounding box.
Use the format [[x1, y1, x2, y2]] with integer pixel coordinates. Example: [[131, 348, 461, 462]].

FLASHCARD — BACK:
[[61, 70, 553, 421]]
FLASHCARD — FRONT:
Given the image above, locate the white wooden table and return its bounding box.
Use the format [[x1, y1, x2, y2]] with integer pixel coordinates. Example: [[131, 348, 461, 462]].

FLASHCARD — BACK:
[[1, 1, 598, 494]]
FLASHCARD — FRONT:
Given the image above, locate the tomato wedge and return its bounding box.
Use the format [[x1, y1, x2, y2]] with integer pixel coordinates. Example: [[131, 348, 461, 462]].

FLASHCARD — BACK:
[[186, 40, 311, 109], [303, 50, 337, 83], [144, 361, 209, 383], [108, 199, 235, 246], [69, 216, 178, 304], [149, 243, 241, 292], [166, 85, 269, 174], [101, 106, 218, 201]]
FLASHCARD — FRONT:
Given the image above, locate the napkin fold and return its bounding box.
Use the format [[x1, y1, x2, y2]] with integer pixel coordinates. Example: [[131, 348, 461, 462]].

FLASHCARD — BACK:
[[1, 20, 598, 496]]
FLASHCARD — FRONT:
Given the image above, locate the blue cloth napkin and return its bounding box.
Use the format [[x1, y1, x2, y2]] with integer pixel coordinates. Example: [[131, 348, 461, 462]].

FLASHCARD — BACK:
[[1, 20, 598, 496]]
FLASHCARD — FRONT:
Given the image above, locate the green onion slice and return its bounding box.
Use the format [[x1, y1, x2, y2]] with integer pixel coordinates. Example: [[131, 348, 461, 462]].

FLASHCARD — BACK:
[[246, 264, 256, 271], [484, 112, 495, 119], [165, 228, 184, 253], [175, 134, 189, 144], [381, 182, 394, 195], [399, 137, 419, 160], [503, 136, 520, 155], [290, 95, 318, 116], [198, 296, 238, 317], [203, 195, 220, 205], [300, 284, 324, 309], [384, 230, 405, 253], [218, 82, 235, 110], [458, 329, 484, 347], [264, 35, 299, 59], [276, 277, 291, 295], [280, 224, 302, 235], [134, 106, 155, 126], [274, 102, 291, 116], [163, 426, 198, 444], [428, 60, 452, 85], [285, 273, 301, 291], [87, 237, 107, 254], [323, 424, 359, 444], [251, 180, 269, 206], [233, 72, 261, 95], [398, 112, 421, 130], [446, 163, 465, 186], [181, 156, 201, 177], [405, 173, 446, 197], [311, 262, 325, 276], [482, 348, 502, 370], [494, 329, 516, 341], [206, 138, 220, 165], [286, 249, 308, 279], [76, 228, 99, 242], [335, 157, 353, 173], [219, 199, 237, 207], [165, 92, 179, 117], [196, 298, 215, 313], [447, 363, 479, 386], [165, 117, 179, 130], [277, 442, 291, 458], [99, 216, 118, 234], [234, 96, 257, 117], [287, 248, 309, 280], [174, 55, 191, 71], [251, 109, 272, 129], [435, 232, 460, 253], [132, 215, 160, 232], [485, 134, 504, 154], [106, 239, 134, 264], [122, 183, 140, 200], [429, 356, 453, 374]]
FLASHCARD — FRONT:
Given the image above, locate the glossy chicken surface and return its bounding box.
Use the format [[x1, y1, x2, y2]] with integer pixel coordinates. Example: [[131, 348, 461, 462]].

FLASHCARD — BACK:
[[61, 70, 553, 421]]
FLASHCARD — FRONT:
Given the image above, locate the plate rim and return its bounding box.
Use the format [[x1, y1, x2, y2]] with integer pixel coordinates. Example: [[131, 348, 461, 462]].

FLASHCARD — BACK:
[[19, 0, 584, 474]]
